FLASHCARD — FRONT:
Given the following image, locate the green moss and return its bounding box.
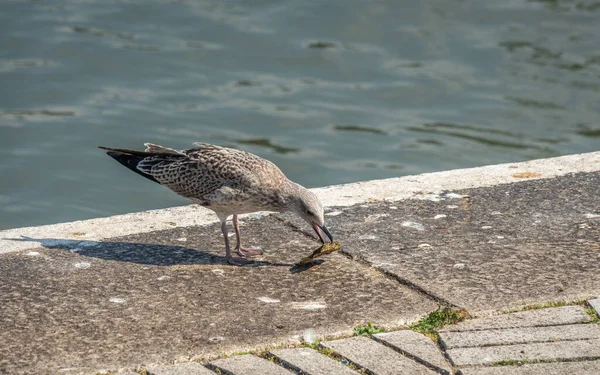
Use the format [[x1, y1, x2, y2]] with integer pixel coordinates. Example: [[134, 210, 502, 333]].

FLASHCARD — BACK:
[[585, 307, 600, 323], [411, 307, 469, 339], [353, 322, 385, 336]]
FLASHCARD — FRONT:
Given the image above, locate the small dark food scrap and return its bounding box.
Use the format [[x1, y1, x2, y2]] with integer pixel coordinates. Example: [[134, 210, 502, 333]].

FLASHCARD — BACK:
[[296, 241, 341, 265]]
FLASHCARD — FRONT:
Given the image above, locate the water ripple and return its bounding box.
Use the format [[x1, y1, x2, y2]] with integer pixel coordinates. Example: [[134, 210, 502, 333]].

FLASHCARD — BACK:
[[334, 125, 387, 135], [1, 0, 599, 229], [408, 123, 545, 150], [234, 138, 299, 154], [71, 26, 135, 40]]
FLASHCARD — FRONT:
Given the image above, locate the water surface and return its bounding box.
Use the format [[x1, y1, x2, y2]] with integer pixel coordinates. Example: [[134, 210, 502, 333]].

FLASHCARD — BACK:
[[1, 0, 599, 229]]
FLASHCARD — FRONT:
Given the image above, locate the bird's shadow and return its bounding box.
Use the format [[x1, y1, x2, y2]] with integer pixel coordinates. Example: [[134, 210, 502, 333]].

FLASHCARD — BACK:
[[6, 236, 293, 268]]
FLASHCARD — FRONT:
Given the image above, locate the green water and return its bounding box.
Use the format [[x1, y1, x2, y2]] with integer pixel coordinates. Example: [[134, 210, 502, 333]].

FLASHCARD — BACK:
[[1, 0, 599, 229]]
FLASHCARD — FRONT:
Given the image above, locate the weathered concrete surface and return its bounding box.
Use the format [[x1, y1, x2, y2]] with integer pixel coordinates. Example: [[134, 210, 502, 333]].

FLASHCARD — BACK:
[[147, 362, 215, 375], [2, 154, 600, 374], [210, 354, 292, 375], [269, 347, 357, 375], [458, 361, 600, 375], [312, 171, 600, 313], [0, 218, 435, 374], [440, 305, 590, 332], [447, 338, 600, 366], [440, 323, 600, 349], [321, 336, 435, 374], [374, 330, 451, 374]]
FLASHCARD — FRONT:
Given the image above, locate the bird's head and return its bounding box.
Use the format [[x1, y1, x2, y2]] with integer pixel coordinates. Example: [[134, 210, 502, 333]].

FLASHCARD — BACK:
[[289, 185, 333, 244]]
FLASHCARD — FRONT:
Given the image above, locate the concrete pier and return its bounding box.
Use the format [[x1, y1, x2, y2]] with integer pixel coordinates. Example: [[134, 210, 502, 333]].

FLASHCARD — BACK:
[[1, 152, 599, 374]]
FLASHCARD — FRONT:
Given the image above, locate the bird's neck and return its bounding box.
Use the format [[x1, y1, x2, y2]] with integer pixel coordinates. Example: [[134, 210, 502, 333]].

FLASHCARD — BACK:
[[278, 180, 303, 212]]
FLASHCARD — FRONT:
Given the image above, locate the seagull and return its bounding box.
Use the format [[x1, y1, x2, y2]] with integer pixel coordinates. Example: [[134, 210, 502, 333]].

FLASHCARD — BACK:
[[98, 142, 333, 265]]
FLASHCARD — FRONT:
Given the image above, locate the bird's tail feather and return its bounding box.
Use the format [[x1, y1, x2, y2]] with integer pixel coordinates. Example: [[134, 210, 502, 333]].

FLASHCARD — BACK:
[[98, 146, 161, 184], [98, 146, 154, 157]]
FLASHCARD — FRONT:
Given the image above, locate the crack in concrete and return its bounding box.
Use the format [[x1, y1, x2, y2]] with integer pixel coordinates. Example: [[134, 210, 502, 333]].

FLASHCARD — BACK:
[[343, 251, 463, 310], [269, 213, 460, 310]]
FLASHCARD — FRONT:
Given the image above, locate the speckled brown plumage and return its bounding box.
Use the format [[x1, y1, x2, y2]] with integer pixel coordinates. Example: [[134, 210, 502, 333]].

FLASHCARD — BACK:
[[99, 142, 333, 265]]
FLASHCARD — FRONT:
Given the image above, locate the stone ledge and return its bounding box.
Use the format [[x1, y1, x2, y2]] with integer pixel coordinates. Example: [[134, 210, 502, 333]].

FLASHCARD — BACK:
[[2, 151, 598, 255]]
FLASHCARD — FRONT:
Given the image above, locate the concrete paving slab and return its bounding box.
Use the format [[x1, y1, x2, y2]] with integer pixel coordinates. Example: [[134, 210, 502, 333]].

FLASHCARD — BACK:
[[312, 171, 600, 312], [374, 330, 451, 374], [589, 299, 600, 315], [269, 347, 357, 375], [447, 338, 600, 366], [321, 336, 436, 375], [440, 323, 600, 349], [147, 362, 215, 375], [0, 217, 436, 374], [440, 306, 590, 332], [210, 354, 292, 375], [458, 360, 600, 375]]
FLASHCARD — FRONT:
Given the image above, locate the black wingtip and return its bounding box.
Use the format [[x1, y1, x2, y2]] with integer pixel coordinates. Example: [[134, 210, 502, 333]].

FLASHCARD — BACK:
[[102, 149, 161, 184]]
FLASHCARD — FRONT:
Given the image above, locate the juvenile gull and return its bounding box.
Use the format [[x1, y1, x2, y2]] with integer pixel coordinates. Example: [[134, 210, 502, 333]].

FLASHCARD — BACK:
[[98, 142, 333, 265]]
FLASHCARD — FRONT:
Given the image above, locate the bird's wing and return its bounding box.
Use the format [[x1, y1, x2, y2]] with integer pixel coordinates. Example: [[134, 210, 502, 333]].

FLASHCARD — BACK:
[[136, 143, 287, 205], [186, 143, 288, 190]]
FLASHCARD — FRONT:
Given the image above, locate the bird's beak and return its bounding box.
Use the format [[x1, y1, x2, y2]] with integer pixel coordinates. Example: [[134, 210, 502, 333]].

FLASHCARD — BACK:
[[312, 222, 333, 244]]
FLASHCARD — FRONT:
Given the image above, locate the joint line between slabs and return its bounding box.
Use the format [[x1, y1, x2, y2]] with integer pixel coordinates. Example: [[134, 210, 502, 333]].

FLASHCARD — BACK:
[[269, 214, 460, 308], [442, 320, 599, 334], [447, 334, 600, 350], [437, 333, 461, 372], [261, 352, 303, 374], [457, 355, 600, 370], [370, 335, 451, 375], [345, 252, 462, 309], [313, 345, 377, 375]]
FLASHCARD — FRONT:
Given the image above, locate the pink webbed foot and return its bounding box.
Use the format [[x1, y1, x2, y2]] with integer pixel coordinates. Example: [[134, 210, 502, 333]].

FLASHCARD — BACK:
[[236, 246, 264, 258]]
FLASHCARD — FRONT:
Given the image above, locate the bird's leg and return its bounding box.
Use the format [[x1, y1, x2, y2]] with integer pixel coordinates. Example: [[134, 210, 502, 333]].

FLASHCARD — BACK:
[[233, 214, 264, 257], [221, 219, 249, 266]]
